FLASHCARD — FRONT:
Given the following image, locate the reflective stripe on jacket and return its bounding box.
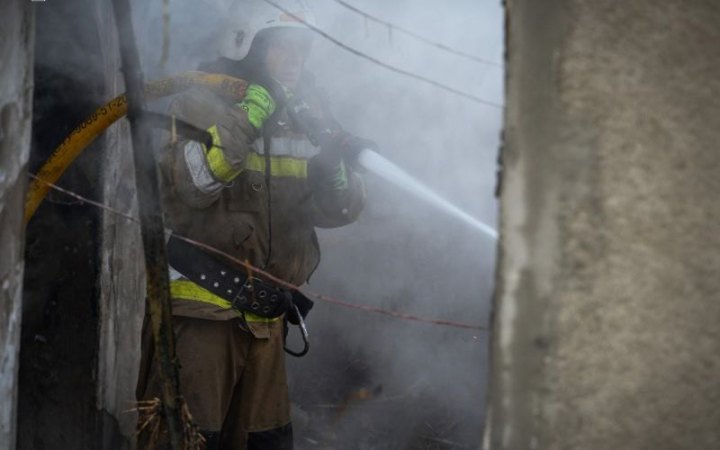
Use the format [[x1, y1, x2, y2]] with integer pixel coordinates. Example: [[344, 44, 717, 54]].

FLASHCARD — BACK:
[[158, 77, 365, 328]]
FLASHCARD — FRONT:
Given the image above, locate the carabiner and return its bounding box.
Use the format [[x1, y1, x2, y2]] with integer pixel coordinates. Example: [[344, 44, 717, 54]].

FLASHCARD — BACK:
[[284, 303, 310, 357]]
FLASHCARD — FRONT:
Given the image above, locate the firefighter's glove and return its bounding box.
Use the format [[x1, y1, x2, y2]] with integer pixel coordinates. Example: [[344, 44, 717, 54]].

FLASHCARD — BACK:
[[287, 291, 314, 325], [308, 150, 347, 191], [237, 84, 277, 130], [309, 132, 377, 191], [333, 133, 378, 166]]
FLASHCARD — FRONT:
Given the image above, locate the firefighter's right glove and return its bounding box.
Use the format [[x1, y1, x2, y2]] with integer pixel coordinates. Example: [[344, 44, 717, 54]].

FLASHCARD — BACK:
[[287, 291, 314, 325], [236, 84, 278, 131]]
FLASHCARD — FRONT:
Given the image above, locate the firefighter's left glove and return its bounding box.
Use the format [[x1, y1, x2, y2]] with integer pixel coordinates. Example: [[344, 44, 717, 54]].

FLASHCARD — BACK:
[[287, 291, 314, 325], [237, 84, 277, 130], [308, 131, 377, 191], [332, 133, 378, 166]]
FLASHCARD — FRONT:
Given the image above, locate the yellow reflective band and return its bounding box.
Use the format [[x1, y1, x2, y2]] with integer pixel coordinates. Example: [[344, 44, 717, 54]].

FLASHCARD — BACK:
[[170, 279, 232, 308], [169, 280, 281, 323], [244, 311, 281, 323], [204, 125, 242, 182], [245, 152, 308, 178]]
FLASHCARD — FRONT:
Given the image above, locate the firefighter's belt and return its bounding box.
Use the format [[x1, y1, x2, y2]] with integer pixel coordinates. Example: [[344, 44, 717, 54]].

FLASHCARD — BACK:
[[166, 234, 292, 318]]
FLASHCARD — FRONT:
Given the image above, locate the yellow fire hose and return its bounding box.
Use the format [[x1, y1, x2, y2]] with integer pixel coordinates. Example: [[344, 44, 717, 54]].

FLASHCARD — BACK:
[[24, 71, 249, 223]]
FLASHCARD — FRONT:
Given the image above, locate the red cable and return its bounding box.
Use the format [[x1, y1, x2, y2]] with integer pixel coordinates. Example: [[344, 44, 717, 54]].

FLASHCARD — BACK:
[[29, 173, 488, 332]]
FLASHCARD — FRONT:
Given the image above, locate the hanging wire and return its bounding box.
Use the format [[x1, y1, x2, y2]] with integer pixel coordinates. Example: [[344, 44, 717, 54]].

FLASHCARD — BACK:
[[28, 173, 488, 332], [262, 0, 503, 109], [160, 0, 171, 66], [329, 0, 502, 67]]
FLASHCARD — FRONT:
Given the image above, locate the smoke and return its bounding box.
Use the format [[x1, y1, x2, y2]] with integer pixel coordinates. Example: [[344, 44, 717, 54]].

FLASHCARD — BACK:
[[133, 0, 504, 447], [289, 3, 501, 447], [128, 0, 502, 447]]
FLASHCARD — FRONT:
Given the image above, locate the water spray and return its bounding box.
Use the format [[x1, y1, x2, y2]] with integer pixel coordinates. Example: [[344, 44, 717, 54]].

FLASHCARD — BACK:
[[286, 97, 497, 240], [27, 72, 498, 242], [357, 149, 498, 240]]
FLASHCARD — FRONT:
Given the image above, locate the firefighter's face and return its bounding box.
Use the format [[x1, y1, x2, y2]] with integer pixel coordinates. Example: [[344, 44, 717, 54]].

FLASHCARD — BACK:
[[264, 28, 312, 89]]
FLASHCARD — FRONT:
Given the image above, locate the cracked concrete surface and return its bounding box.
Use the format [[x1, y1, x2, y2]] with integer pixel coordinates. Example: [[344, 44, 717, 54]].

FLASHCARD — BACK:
[[0, 2, 34, 449], [487, 1, 720, 449]]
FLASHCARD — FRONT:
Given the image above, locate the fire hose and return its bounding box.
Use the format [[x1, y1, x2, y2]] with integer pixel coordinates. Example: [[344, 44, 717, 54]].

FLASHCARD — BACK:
[[24, 71, 250, 223], [25, 72, 498, 240]]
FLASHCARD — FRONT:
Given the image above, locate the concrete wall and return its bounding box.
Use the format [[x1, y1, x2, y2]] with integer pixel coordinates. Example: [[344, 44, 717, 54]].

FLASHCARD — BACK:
[[0, 0, 33, 450], [14, 1, 141, 448], [0, 2, 34, 449], [487, 1, 720, 449], [18, 0, 108, 446]]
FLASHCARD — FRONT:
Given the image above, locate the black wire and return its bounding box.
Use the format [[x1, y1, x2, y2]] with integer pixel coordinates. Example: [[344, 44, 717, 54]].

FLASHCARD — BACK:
[[262, 127, 273, 270], [329, 0, 502, 67], [261, 0, 503, 109]]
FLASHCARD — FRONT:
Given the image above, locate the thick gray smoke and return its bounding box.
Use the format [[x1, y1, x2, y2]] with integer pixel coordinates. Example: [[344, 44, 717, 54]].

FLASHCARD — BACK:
[[132, 0, 503, 447]]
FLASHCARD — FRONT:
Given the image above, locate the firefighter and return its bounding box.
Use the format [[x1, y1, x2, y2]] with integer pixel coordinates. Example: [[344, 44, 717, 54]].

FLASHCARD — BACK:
[[135, 0, 369, 448]]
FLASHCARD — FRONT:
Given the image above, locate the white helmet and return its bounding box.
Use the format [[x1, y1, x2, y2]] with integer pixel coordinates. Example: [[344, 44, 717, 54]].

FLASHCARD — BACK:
[[211, 0, 316, 60]]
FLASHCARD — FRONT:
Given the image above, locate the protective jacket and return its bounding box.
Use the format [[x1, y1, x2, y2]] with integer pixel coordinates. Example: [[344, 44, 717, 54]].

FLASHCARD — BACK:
[[158, 60, 365, 334]]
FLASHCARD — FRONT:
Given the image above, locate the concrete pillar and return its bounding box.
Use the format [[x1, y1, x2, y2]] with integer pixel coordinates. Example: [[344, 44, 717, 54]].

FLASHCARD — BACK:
[[487, 1, 720, 449], [96, 29, 145, 450], [0, 1, 34, 449], [95, 2, 144, 448], [96, 121, 144, 449]]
